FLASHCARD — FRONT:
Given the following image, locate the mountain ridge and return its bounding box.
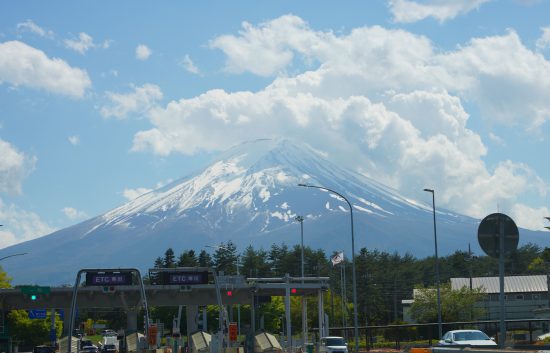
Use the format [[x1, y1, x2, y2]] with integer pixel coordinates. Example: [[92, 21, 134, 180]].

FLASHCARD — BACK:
[[1, 138, 547, 285]]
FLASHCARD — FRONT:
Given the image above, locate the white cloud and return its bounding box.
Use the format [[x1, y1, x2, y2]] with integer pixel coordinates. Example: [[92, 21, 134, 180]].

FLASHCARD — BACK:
[[0, 40, 91, 97], [68, 135, 80, 146], [488, 132, 505, 146], [64, 32, 94, 54], [128, 15, 550, 228], [121, 180, 170, 201], [61, 207, 88, 220], [0, 198, 55, 249], [63, 33, 111, 54], [16, 20, 54, 39], [122, 187, 152, 201], [536, 26, 550, 50], [510, 204, 550, 231], [209, 15, 321, 76], [0, 139, 36, 195], [135, 44, 152, 60], [388, 0, 492, 23], [436, 30, 550, 130], [181, 54, 200, 74], [100, 83, 163, 119]]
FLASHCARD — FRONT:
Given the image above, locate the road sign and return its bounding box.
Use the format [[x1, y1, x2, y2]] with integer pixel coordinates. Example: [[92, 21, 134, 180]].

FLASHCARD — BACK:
[[20, 286, 50, 295], [28, 309, 47, 319], [86, 272, 132, 286], [163, 271, 209, 285], [228, 322, 238, 341], [478, 213, 519, 258]]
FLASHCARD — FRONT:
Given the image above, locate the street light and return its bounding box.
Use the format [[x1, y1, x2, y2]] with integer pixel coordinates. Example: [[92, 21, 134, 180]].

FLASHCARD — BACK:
[[0, 253, 27, 262], [295, 215, 307, 345], [424, 188, 442, 339], [295, 216, 305, 279], [298, 183, 359, 353]]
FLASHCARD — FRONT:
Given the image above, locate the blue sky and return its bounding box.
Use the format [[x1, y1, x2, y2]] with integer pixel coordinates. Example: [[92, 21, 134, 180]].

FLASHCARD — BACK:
[[1, 0, 550, 249]]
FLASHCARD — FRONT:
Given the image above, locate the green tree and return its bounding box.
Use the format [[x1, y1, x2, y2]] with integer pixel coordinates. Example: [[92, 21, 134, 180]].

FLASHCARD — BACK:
[[198, 250, 212, 267], [528, 247, 550, 273], [0, 266, 12, 288], [177, 250, 199, 267], [240, 246, 271, 278], [153, 257, 164, 268], [163, 248, 176, 268], [409, 283, 486, 323], [213, 241, 238, 274], [7, 310, 63, 347]]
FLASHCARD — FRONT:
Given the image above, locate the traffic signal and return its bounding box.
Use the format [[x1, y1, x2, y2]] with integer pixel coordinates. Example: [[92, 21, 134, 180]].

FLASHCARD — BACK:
[[102, 286, 116, 293], [226, 290, 233, 296], [291, 288, 297, 294], [31, 294, 38, 301]]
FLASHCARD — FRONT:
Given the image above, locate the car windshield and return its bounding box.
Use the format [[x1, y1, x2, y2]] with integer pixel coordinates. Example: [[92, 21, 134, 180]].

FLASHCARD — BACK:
[[454, 331, 490, 341], [326, 338, 346, 346]]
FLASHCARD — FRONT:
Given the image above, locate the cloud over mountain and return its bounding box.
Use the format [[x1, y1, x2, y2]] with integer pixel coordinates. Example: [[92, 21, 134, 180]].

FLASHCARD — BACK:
[[1, 139, 547, 285]]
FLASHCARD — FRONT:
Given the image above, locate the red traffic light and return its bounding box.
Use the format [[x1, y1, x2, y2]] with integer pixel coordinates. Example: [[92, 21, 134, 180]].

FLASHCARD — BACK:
[[291, 288, 297, 294], [226, 290, 233, 296]]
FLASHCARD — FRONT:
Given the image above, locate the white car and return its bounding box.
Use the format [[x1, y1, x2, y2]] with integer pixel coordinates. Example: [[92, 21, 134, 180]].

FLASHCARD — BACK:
[[439, 330, 497, 346], [318, 336, 348, 353]]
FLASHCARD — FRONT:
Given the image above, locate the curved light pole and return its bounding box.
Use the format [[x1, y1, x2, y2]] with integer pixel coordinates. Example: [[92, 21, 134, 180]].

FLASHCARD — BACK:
[[0, 253, 27, 262], [298, 183, 359, 353], [424, 188, 442, 339]]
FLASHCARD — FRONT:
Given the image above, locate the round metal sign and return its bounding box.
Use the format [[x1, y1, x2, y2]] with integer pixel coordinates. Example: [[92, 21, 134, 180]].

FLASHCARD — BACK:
[[477, 213, 519, 258]]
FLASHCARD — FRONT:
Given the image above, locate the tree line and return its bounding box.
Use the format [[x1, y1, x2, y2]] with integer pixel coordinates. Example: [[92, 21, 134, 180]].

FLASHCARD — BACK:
[[2, 242, 549, 347], [151, 241, 550, 325]]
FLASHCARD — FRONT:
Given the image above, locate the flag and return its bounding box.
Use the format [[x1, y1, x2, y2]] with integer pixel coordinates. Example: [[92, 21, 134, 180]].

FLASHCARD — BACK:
[[331, 251, 344, 266]]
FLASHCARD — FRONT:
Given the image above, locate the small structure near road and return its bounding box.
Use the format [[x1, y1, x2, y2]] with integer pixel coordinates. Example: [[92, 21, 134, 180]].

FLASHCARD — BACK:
[[254, 332, 282, 353]]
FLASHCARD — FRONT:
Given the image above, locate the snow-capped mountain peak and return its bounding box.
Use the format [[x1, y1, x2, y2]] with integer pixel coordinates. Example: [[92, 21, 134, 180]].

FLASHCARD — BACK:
[[2, 138, 546, 285]]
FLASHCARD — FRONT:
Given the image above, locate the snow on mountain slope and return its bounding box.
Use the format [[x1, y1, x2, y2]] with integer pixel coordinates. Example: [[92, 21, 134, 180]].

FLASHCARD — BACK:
[[1, 138, 547, 285]]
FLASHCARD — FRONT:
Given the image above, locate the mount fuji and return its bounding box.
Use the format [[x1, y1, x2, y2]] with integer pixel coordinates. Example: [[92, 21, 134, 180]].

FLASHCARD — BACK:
[[2, 139, 547, 285]]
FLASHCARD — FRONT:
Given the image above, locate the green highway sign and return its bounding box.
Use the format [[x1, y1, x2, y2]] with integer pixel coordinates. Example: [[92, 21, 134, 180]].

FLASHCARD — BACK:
[[20, 285, 51, 295]]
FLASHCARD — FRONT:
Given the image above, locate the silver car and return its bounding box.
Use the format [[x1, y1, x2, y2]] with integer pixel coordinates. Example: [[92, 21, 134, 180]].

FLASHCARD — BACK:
[[439, 330, 496, 346], [318, 336, 348, 353]]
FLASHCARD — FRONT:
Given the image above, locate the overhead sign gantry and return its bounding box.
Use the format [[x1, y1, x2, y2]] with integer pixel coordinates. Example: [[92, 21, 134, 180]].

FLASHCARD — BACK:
[[67, 268, 150, 353]]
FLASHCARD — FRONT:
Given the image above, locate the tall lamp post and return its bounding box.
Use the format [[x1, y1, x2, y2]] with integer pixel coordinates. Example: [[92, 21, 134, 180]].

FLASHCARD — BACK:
[[295, 216, 305, 279], [298, 184, 359, 353], [295, 215, 308, 345], [424, 188, 442, 339]]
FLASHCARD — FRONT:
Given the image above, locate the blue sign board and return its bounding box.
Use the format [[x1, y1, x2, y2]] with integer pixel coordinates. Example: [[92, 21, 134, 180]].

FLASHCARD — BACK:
[[157, 271, 209, 285], [86, 272, 132, 286], [28, 309, 47, 319]]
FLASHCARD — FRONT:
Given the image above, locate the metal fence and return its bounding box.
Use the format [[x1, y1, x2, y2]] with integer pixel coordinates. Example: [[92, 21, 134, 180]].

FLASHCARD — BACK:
[[323, 318, 550, 350]]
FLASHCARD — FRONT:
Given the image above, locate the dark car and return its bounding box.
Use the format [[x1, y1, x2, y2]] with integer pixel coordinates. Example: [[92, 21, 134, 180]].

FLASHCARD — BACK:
[[81, 345, 99, 353], [80, 340, 93, 349], [101, 330, 118, 337], [101, 344, 118, 353], [33, 345, 56, 353]]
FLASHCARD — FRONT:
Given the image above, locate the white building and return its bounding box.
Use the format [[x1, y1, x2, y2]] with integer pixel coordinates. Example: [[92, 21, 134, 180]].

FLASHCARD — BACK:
[[402, 275, 550, 323]]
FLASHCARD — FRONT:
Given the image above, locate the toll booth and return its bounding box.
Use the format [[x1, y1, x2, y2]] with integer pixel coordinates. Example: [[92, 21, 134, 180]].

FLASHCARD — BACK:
[[254, 332, 282, 353]]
